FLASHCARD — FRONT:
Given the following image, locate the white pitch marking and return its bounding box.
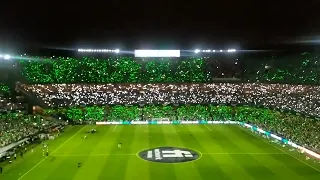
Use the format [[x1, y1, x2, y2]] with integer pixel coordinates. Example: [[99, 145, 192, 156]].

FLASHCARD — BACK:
[[18, 125, 87, 180], [267, 142, 320, 172], [52, 152, 285, 157], [203, 152, 285, 155], [54, 153, 136, 157], [112, 124, 118, 132], [204, 124, 212, 131]]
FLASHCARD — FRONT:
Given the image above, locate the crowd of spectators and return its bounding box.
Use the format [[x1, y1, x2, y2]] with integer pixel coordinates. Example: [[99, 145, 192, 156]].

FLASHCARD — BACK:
[[17, 52, 320, 85], [0, 83, 24, 111], [0, 83, 9, 93], [0, 113, 63, 148], [0, 82, 63, 148], [0, 97, 25, 112], [245, 52, 320, 85], [18, 57, 218, 83], [8, 52, 320, 155], [21, 83, 320, 117]]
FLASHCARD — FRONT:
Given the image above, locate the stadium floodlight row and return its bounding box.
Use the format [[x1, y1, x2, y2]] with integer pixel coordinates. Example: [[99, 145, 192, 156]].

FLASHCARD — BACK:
[[78, 49, 120, 53], [77, 49, 237, 57], [194, 49, 236, 53]]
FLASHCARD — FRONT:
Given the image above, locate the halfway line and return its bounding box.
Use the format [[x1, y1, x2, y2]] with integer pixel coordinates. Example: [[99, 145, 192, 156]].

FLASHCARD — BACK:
[[52, 152, 285, 157]]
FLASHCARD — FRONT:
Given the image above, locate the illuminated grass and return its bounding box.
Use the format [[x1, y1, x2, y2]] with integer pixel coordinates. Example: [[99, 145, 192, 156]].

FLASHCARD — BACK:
[[1, 125, 319, 180]]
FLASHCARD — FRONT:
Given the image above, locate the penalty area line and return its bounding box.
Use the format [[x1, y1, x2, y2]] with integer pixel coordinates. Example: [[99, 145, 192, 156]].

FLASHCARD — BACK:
[[18, 125, 88, 180]]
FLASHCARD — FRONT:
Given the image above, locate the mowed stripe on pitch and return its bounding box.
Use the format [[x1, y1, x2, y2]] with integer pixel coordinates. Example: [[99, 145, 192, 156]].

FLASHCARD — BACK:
[[43, 125, 94, 180], [3, 125, 319, 180], [237, 126, 320, 179], [164, 125, 203, 180], [208, 125, 320, 180], [17, 126, 88, 180], [222, 126, 304, 180], [229, 126, 308, 179], [189, 125, 255, 180], [96, 125, 134, 180], [71, 125, 114, 180], [123, 125, 150, 180], [2, 126, 84, 180], [148, 125, 178, 180]]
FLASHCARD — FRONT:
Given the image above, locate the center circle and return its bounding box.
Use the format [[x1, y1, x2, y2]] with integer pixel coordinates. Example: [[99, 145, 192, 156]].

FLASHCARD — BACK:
[[138, 147, 200, 163]]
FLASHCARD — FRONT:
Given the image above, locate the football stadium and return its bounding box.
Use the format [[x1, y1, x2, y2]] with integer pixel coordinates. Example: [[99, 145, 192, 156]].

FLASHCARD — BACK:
[[0, 49, 319, 180]]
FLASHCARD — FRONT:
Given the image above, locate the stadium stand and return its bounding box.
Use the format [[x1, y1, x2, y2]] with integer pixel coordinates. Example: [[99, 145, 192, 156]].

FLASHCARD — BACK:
[[15, 52, 320, 85], [1, 52, 320, 161], [18, 57, 218, 83], [20, 83, 320, 118], [0, 113, 62, 148], [0, 82, 63, 153]]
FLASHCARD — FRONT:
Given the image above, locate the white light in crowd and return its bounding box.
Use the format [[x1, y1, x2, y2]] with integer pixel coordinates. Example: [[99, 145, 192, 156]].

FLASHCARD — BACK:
[[115, 49, 120, 53], [194, 49, 200, 53], [220, 50, 223, 52]]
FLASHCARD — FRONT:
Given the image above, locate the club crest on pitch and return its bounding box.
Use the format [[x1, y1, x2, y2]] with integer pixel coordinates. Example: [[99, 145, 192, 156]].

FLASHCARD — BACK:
[[138, 147, 200, 163]]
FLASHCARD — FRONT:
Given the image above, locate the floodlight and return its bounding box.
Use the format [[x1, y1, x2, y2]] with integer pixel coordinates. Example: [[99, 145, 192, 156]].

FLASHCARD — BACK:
[[227, 49, 236, 52], [135, 50, 180, 57], [194, 49, 200, 53], [78, 49, 120, 53], [3, 55, 10, 60]]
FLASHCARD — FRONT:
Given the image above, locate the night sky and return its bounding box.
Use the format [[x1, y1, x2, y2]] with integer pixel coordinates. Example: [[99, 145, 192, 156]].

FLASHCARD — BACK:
[[0, 1, 319, 53]]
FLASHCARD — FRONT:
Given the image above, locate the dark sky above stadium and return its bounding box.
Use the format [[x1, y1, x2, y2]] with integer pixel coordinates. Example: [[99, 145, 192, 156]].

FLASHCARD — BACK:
[[0, 1, 319, 53]]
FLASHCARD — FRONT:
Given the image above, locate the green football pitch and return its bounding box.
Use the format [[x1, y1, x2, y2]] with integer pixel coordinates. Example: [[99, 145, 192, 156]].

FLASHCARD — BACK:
[[1, 124, 320, 180]]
